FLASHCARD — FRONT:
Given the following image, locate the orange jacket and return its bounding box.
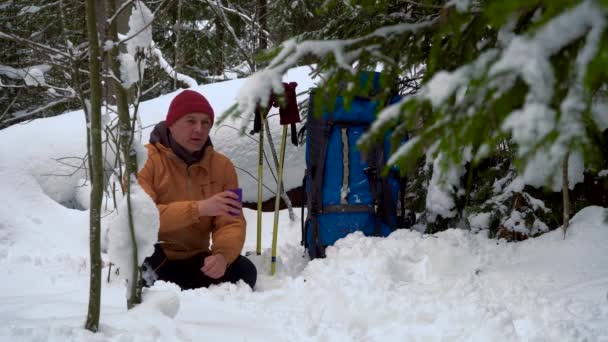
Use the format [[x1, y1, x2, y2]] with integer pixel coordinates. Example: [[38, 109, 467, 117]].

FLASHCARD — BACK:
[[137, 142, 245, 264]]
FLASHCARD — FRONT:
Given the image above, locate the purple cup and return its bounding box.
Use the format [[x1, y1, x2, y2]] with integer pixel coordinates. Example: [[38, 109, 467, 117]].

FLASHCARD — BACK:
[[227, 188, 242, 216]]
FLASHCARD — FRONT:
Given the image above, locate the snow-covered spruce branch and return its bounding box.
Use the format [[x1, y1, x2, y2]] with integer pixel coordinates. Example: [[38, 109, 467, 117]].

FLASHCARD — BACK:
[[364, 1, 606, 188], [495, 1, 604, 171], [229, 18, 438, 128]]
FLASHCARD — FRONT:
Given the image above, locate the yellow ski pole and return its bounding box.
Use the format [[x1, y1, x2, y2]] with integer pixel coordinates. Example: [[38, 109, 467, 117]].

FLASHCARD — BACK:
[[256, 114, 264, 255]]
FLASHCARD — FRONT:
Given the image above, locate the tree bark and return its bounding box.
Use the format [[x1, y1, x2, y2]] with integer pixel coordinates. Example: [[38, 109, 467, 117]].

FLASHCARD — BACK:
[[215, 16, 225, 76], [107, 0, 142, 309], [562, 152, 570, 239], [84, 0, 104, 333]]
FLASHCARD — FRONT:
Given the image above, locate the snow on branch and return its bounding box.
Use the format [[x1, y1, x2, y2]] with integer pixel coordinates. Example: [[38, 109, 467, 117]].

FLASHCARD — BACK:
[[118, 1, 156, 48], [367, 0, 606, 192], [497, 0, 606, 191], [490, 0, 605, 105], [426, 150, 470, 222], [0, 64, 49, 86], [0, 63, 76, 98], [230, 19, 437, 128], [116, 1, 154, 89], [110, 0, 198, 91], [151, 46, 198, 88]]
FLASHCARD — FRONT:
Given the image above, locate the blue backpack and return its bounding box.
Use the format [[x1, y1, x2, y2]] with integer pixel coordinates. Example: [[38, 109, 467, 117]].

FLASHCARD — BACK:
[[302, 72, 415, 259]]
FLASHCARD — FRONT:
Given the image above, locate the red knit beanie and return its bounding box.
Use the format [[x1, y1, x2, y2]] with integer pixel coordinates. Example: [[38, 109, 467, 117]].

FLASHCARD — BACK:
[[166, 90, 215, 127]]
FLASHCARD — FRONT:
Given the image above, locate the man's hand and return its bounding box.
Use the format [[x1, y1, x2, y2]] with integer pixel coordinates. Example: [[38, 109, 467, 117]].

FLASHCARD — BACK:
[[197, 191, 241, 217], [201, 254, 228, 279]]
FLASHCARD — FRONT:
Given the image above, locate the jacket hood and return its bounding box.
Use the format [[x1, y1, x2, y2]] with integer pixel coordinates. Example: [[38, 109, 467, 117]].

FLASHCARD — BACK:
[[149, 121, 213, 166]]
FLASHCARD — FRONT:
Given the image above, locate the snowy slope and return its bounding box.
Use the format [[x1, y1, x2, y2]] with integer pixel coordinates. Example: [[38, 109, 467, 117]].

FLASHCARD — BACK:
[[0, 205, 606, 341]]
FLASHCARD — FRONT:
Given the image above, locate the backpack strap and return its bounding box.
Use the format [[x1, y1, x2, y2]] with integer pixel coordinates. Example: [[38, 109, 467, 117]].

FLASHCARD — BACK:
[[340, 127, 349, 204], [380, 172, 398, 228], [305, 93, 333, 259], [365, 142, 399, 234], [363, 95, 403, 231], [364, 151, 382, 236], [300, 174, 307, 246], [390, 130, 415, 229], [392, 169, 416, 229]]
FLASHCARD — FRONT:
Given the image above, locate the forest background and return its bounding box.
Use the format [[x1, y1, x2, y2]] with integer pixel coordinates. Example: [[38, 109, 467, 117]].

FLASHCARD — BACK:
[[2, 0, 607, 253]]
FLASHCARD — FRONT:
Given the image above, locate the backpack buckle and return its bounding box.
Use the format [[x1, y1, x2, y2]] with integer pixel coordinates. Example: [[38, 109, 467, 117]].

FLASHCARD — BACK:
[[323, 121, 333, 138], [364, 167, 377, 180]]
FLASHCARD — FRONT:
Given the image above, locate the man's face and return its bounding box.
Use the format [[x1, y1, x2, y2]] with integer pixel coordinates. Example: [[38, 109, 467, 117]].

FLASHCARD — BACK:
[[168, 112, 212, 153]]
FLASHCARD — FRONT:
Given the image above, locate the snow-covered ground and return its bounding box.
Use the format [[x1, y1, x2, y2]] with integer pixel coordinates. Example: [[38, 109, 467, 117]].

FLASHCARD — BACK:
[[0, 67, 607, 341]]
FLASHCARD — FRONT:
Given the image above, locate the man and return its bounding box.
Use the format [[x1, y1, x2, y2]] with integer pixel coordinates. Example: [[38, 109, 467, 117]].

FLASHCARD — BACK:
[[138, 89, 257, 290]]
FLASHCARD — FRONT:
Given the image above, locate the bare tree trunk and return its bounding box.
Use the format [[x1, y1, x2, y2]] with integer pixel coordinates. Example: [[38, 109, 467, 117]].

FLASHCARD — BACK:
[[209, 0, 255, 73], [257, 0, 267, 50], [562, 152, 570, 239], [173, 0, 183, 90], [95, 1, 112, 106], [107, 0, 142, 309], [99, 0, 129, 106], [256, 0, 267, 71], [84, 0, 104, 332], [264, 119, 296, 221], [215, 16, 225, 76]]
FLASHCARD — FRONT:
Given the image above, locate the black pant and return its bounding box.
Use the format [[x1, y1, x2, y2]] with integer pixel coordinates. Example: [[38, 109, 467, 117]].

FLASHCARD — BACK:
[[143, 245, 257, 290]]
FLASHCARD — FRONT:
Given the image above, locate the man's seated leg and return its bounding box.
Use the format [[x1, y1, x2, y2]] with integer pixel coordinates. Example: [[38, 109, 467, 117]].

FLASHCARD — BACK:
[[143, 245, 212, 290], [219, 255, 257, 289], [143, 246, 256, 290]]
